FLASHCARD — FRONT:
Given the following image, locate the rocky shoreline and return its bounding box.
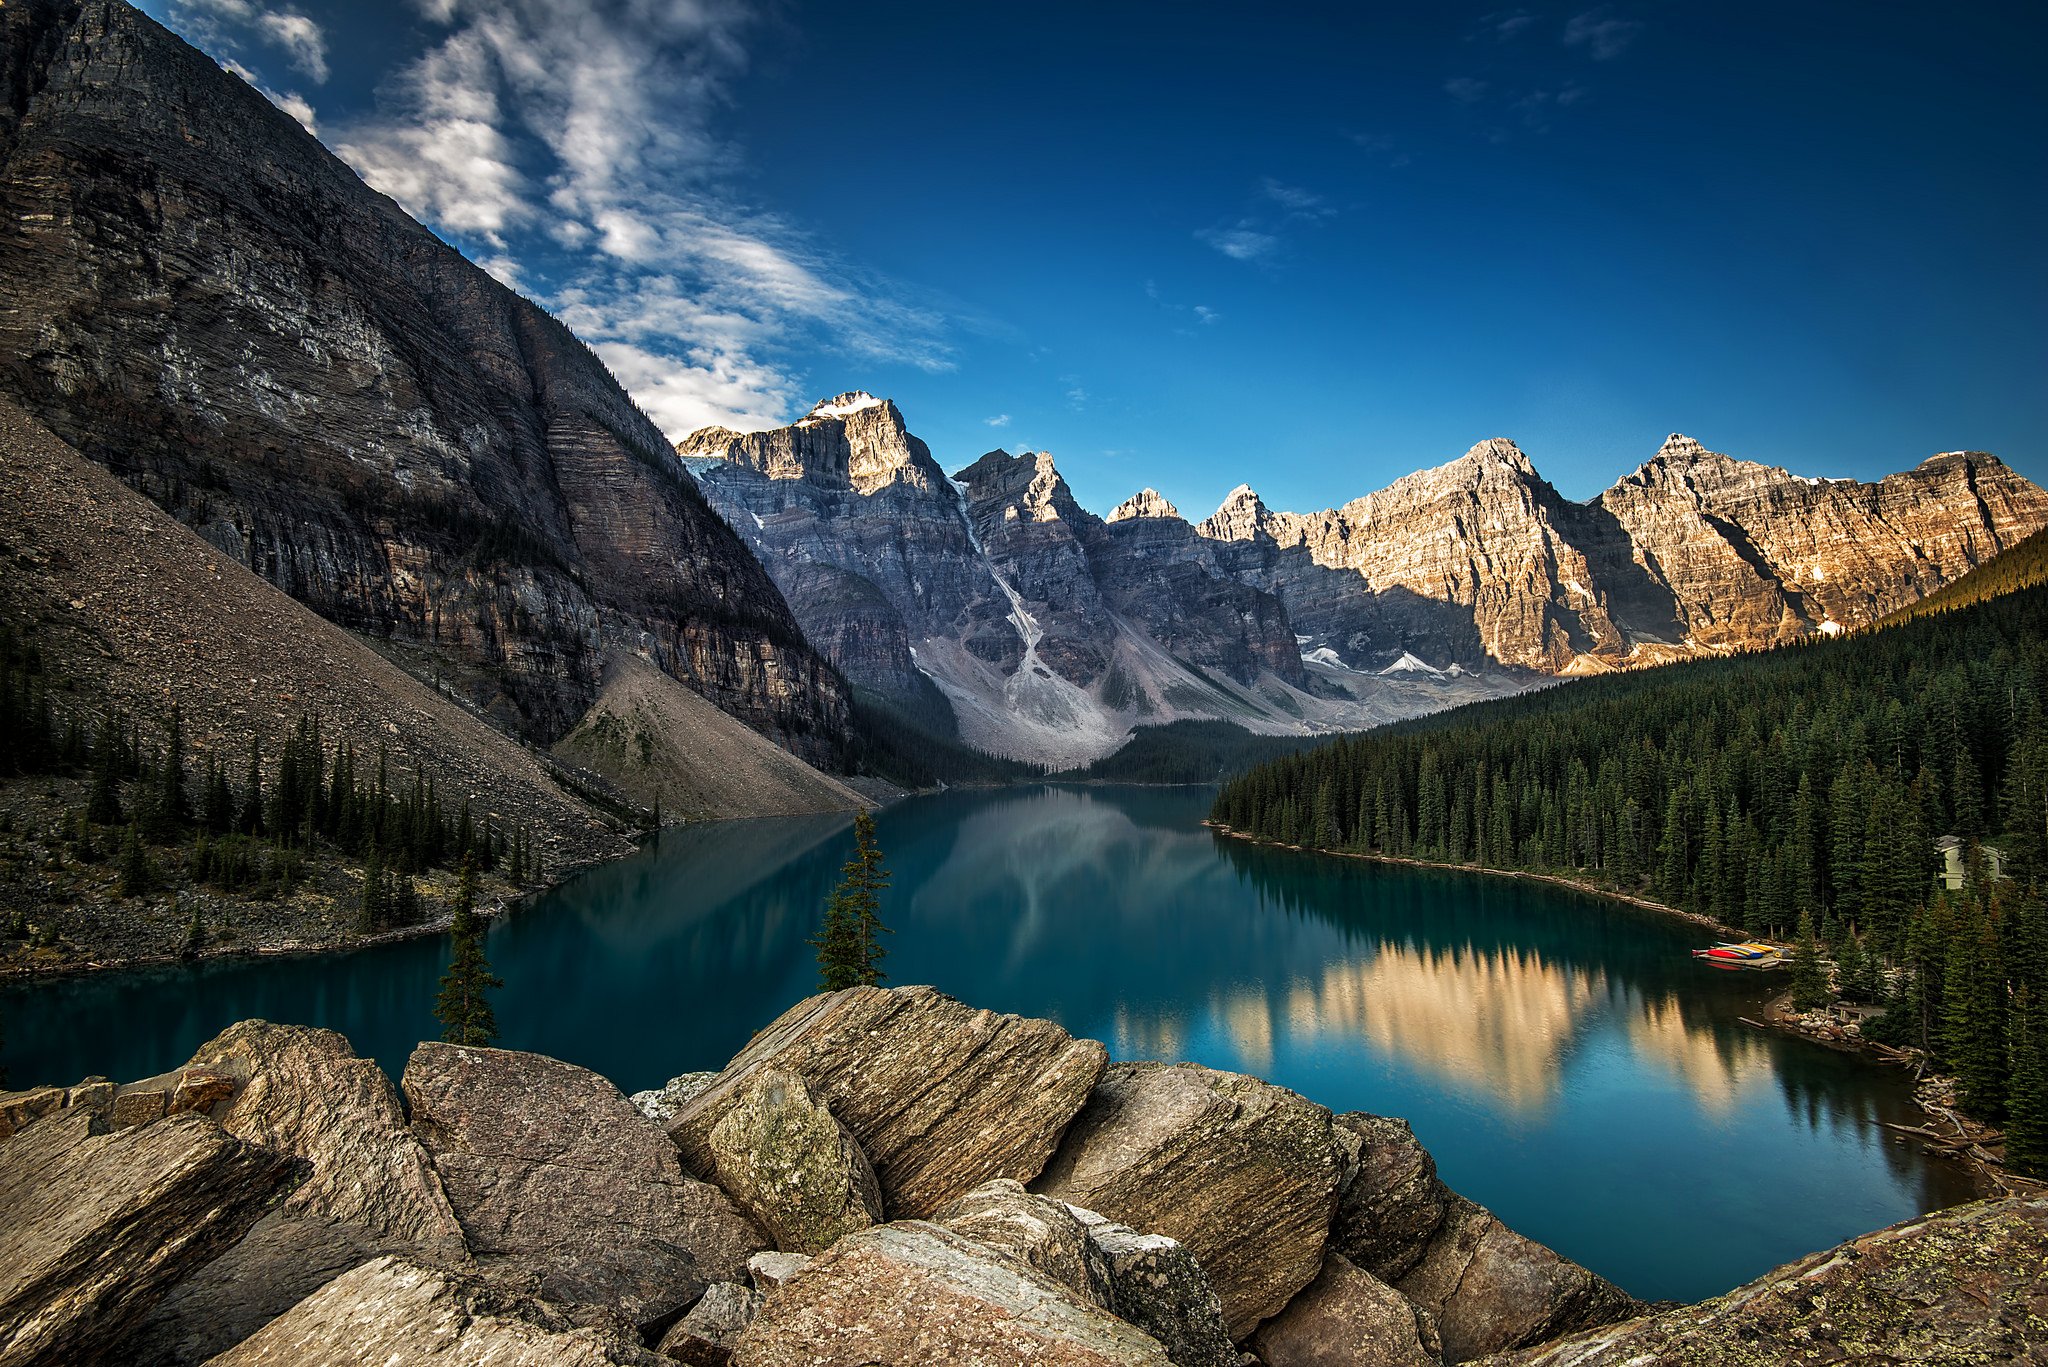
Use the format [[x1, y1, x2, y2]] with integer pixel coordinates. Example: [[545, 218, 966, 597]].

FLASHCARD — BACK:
[[2, 984, 2042, 1366]]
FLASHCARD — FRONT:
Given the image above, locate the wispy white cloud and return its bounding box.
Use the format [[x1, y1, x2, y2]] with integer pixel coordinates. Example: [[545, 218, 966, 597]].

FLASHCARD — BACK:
[[1192, 305, 1219, 326], [173, 0, 328, 83], [1259, 178, 1324, 213], [1479, 10, 1537, 41], [257, 12, 328, 82], [1564, 8, 1645, 60], [984, 414, 1012, 427], [324, 0, 952, 438], [1444, 76, 1491, 103], [1196, 225, 1279, 261]]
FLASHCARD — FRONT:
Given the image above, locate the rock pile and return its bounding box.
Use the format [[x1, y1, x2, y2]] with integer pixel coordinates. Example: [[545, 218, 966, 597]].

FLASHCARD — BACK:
[[1, 985, 2042, 1366]]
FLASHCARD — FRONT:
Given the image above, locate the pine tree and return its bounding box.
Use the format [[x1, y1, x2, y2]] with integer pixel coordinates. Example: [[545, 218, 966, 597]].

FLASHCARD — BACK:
[[2007, 985, 2048, 1178], [435, 857, 501, 1045], [814, 810, 891, 989], [358, 845, 386, 933], [118, 823, 153, 898], [1790, 909, 1830, 1011]]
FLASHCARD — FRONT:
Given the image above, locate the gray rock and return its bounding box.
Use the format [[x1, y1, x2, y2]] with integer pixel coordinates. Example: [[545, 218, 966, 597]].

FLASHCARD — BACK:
[[1250, 1252, 1442, 1367], [1066, 1205, 1237, 1367], [403, 1042, 766, 1332], [655, 1282, 762, 1365], [632, 1072, 719, 1126], [203, 1254, 667, 1366], [1330, 1114, 1450, 1284], [0, 1109, 298, 1367], [186, 1020, 466, 1254], [670, 986, 1106, 1220], [1392, 1197, 1636, 1363], [1479, 1197, 2048, 1367], [1032, 1061, 1350, 1340], [704, 1068, 882, 1254], [745, 1252, 810, 1292], [938, 1179, 1113, 1307], [727, 1220, 1174, 1367], [1328, 1115, 1636, 1363]]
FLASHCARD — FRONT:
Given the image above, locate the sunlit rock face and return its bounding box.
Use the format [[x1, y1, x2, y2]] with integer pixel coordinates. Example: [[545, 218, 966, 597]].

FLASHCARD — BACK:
[[687, 405, 1480, 768], [1190, 434, 2048, 675], [0, 0, 846, 760]]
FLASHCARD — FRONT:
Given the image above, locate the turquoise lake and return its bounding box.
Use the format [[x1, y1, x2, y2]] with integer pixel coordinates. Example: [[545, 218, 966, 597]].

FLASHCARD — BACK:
[[2, 783, 1973, 1304]]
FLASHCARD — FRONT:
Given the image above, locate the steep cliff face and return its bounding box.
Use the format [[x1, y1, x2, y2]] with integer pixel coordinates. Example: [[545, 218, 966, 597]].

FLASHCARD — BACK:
[[687, 404, 1488, 767], [1596, 436, 2048, 651], [1190, 434, 2048, 675], [0, 0, 846, 763]]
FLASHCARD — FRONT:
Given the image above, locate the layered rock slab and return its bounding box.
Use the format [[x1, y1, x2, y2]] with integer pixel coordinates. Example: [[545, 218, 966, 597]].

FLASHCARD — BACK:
[[403, 1042, 765, 1330], [1330, 1114, 1637, 1362], [1031, 1061, 1352, 1340], [1250, 1252, 1443, 1367], [0, 1109, 298, 1367], [119, 1021, 471, 1365], [186, 1021, 465, 1251], [727, 1221, 1174, 1367], [703, 1067, 883, 1254], [205, 1255, 667, 1367], [670, 986, 1106, 1219], [1480, 1196, 2048, 1367]]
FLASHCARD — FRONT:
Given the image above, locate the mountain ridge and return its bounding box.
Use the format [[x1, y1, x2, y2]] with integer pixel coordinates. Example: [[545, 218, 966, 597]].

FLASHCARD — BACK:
[[683, 398, 2047, 764]]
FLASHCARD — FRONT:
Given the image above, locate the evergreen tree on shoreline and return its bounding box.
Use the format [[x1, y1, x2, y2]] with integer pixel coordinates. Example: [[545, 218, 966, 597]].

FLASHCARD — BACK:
[[813, 810, 891, 990], [435, 856, 501, 1045]]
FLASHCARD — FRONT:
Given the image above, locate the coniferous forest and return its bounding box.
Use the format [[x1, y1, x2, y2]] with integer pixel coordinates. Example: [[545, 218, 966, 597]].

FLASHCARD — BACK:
[[1213, 573, 2048, 1173], [0, 625, 540, 939]]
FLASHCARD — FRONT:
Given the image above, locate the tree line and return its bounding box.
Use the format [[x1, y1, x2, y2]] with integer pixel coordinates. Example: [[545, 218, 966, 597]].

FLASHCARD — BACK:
[[1212, 580, 2048, 1175], [1, 627, 540, 934]]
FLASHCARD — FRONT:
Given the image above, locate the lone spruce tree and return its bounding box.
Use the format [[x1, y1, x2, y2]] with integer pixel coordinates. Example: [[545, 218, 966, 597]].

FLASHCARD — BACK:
[[1789, 909, 1830, 1012], [813, 810, 891, 990], [435, 856, 501, 1045]]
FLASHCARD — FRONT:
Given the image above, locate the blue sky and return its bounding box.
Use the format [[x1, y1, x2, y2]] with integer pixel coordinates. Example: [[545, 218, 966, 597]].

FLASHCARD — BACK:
[[141, 0, 2047, 515]]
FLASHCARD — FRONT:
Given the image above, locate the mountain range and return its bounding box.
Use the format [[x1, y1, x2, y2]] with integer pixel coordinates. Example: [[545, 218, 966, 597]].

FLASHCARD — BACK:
[[685, 398, 2048, 766], [3, 0, 2045, 789]]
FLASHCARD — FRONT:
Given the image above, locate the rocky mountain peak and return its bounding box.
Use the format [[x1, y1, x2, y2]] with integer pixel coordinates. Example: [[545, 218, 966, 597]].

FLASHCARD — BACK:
[[1107, 488, 1182, 523], [1657, 432, 1709, 461], [1198, 484, 1270, 542], [1462, 437, 1536, 474], [677, 391, 940, 495]]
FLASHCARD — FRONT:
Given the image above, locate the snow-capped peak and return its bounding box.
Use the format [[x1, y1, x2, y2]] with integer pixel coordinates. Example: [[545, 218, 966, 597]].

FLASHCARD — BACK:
[[798, 392, 888, 425]]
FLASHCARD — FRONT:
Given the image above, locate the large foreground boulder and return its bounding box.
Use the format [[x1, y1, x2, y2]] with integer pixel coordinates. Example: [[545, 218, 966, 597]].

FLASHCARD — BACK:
[[1251, 1252, 1443, 1367], [670, 986, 1106, 1219], [1031, 1061, 1352, 1339], [205, 1255, 667, 1366], [1481, 1196, 2048, 1366], [727, 1221, 1176, 1367], [403, 1042, 766, 1330], [1331, 1115, 1637, 1362], [184, 1021, 466, 1252], [0, 1109, 298, 1367], [704, 1068, 883, 1253], [118, 1022, 475, 1365]]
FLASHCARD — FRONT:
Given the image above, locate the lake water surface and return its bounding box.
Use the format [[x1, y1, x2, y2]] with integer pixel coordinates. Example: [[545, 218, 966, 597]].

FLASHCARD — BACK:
[[3, 783, 1973, 1303]]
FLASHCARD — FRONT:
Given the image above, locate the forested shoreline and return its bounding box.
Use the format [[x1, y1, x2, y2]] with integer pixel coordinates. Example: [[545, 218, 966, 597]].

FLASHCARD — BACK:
[[1213, 568, 2048, 1175]]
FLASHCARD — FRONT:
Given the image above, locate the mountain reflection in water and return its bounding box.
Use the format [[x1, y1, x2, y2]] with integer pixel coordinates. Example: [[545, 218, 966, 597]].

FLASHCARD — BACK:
[[3, 783, 1974, 1303]]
